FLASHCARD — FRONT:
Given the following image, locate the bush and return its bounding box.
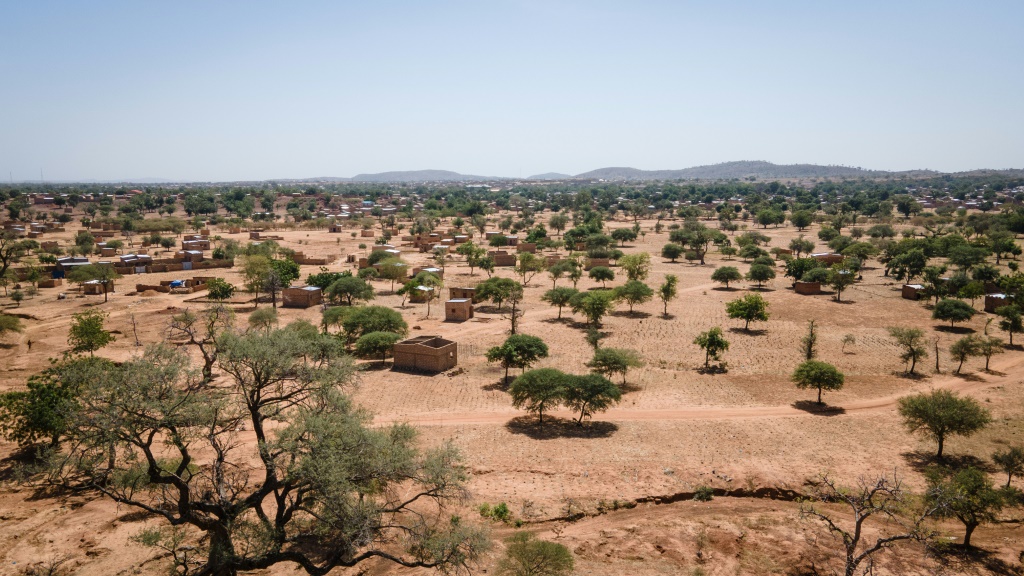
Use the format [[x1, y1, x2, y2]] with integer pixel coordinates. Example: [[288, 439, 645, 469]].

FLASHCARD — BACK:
[[693, 486, 714, 502]]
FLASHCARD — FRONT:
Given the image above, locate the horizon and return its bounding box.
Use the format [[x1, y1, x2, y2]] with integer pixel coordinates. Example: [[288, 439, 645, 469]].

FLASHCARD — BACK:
[[2, 1, 1022, 181]]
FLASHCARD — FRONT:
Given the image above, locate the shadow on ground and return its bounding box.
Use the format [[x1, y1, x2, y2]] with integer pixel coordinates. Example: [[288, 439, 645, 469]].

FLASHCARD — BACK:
[[505, 415, 618, 439]]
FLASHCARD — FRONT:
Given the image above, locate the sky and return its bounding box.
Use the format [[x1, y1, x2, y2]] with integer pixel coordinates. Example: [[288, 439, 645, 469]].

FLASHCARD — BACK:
[[1, 0, 1022, 182]]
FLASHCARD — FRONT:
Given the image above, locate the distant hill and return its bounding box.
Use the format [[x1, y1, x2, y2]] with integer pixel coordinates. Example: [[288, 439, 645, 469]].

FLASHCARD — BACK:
[[349, 170, 496, 182], [527, 172, 572, 180], [573, 161, 940, 181]]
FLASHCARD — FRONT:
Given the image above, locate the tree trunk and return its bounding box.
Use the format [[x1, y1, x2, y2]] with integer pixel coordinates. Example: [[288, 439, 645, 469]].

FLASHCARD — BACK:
[[963, 521, 976, 547], [817, 387, 822, 404], [956, 358, 964, 374], [937, 436, 945, 459]]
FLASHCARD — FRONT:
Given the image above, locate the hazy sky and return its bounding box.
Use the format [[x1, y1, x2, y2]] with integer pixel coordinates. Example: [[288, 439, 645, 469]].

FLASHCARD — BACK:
[[2, 1, 1022, 182]]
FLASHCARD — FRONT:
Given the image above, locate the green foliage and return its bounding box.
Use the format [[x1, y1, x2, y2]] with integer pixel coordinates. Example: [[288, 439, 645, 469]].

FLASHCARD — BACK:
[[0, 313, 23, 339], [791, 359, 844, 404], [711, 266, 742, 288], [996, 305, 1023, 345], [479, 502, 513, 523], [487, 335, 550, 382], [725, 293, 769, 330], [354, 331, 402, 362], [496, 531, 574, 576], [745, 263, 775, 288], [932, 298, 976, 328], [541, 287, 578, 319], [693, 486, 714, 502], [618, 252, 651, 281], [898, 389, 991, 458], [694, 327, 729, 370], [927, 466, 1006, 547], [326, 274, 375, 306], [205, 277, 235, 301], [827, 264, 857, 301], [248, 306, 278, 333], [341, 305, 409, 342], [613, 279, 653, 312], [888, 326, 929, 374], [993, 446, 1024, 488], [0, 356, 113, 447], [508, 368, 566, 424], [562, 373, 621, 425], [588, 266, 615, 287], [68, 309, 114, 355], [587, 347, 641, 385], [569, 289, 617, 326], [658, 274, 678, 316], [661, 242, 684, 262], [476, 276, 523, 310]]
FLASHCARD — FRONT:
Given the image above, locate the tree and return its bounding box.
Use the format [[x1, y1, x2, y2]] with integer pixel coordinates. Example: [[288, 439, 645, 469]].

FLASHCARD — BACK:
[[68, 263, 122, 303], [562, 374, 621, 425], [889, 249, 928, 283], [658, 274, 678, 316], [725, 293, 769, 330], [0, 355, 113, 448], [248, 306, 279, 333], [888, 327, 928, 375], [588, 266, 614, 288], [327, 274, 375, 306], [261, 269, 286, 309], [791, 359, 844, 404], [618, 252, 651, 281], [745, 263, 775, 289], [375, 258, 409, 291], [694, 327, 728, 370], [610, 227, 637, 246], [801, 319, 817, 360], [476, 277, 521, 311], [927, 467, 1005, 548], [613, 280, 653, 313], [587, 347, 641, 385], [541, 287, 578, 319], [508, 368, 565, 424], [661, 243, 684, 262], [546, 259, 575, 288], [801, 473, 937, 576], [206, 277, 235, 301], [342, 305, 409, 343], [569, 290, 616, 326], [976, 335, 1004, 371], [789, 236, 815, 258], [487, 334, 549, 383], [948, 335, 981, 374], [996, 305, 1023, 345], [68, 309, 114, 355], [52, 332, 486, 575], [548, 214, 569, 236], [827, 265, 856, 302], [0, 313, 23, 341], [496, 531, 573, 576], [789, 210, 813, 231], [933, 298, 976, 328], [241, 254, 271, 307], [993, 446, 1024, 488], [11, 289, 23, 306], [898, 389, 991, 458], [515, 252, 545, 285], [169, 305, 234, 382], [355, 331, 402, 363], [0, 232, 28, 280], [711, 266, 742, 288]]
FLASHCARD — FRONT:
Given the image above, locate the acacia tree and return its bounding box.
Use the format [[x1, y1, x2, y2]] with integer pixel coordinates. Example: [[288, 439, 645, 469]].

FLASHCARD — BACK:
[[168, 305, 235, 382], [927, 467, 1005, 548], [694, 327, 728, 370], [562, 374, 621, 425], [570, 290, 616, 326], [587, 347, 641, 385], [801, 474, 937, 576], [508, 368, 566, 425], [725, 293, 769, 331], [658, 274, 678, 316], [887, 327, 928, 375], [993, 446, 1024, 488], [68, 309, 114, 356], [791, 359, 844, 404], [897, 389, 992, 458], [541, 287, 578, 319], [486, 334, 549, 383], [53, 332, 487, 575], [996, 305, 1023, 345]]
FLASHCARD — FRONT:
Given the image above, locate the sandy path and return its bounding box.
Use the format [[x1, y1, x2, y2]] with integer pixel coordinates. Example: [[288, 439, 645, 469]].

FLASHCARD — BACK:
[[374, 351, 1023, 426]]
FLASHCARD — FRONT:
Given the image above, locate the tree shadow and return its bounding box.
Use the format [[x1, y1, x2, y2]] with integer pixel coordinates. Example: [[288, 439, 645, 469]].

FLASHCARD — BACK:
[[619, 381, 643, 394], [728, 327, 768, 336], [505, 415, 618, 439], [711, 286, 740, 291], [984, 369, 1007, 376], [936, 325, 977, 334], [830, 299, 857, 305], [610, 310, 652, 319], [900, 450, 994, 474], [356, 361, 393, 372], [481, 379, 509, 392], [951, 372, 985, 382], [660, 313, 676, 320], [0, 342, 16, 350], [791, 400, 846, 416], [891, 370, 930, 380], [541, 316, 573, 325], [696, 365, 728, 375], [748, 287, 776, 292], [474, 305, 506, 315], [932, 546, 1024, 576]]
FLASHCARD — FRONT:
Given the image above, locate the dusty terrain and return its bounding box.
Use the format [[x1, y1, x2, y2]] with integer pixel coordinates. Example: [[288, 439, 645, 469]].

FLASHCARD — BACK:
[[1, 212, 1023, 575]]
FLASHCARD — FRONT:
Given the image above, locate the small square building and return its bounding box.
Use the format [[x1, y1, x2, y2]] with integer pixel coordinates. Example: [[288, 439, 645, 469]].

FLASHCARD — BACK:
[[445, 299, 473, 321], [282, 286, 323, 308], [393, 336, 458, 372]]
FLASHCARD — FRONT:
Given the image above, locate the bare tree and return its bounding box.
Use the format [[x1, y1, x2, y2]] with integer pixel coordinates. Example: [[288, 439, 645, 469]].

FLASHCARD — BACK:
[[801, 473, 937, 576], [167, 305, 234, 382]]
